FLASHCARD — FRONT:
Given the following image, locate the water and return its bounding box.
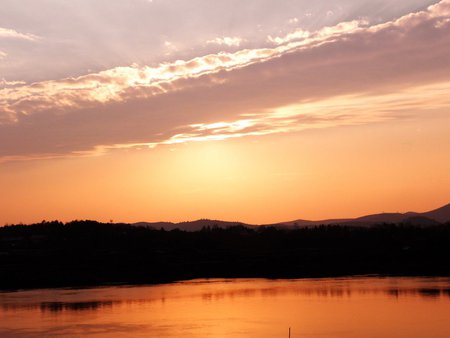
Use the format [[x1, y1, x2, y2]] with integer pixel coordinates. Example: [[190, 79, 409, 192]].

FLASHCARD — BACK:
[[1, 277, 450, 337]]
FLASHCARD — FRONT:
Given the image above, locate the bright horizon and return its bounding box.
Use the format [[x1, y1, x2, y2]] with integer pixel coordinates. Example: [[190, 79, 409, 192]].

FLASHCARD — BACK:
[[1, 0, 449, 225]]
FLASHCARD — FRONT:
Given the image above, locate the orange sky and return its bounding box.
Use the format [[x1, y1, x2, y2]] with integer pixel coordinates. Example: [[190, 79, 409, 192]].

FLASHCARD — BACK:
[[1, 110, 449, 225], [0, 0, 449, 225]]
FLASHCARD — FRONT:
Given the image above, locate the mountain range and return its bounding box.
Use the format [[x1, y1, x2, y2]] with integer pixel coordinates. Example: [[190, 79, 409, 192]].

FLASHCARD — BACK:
[[134, 203, 450, 231]]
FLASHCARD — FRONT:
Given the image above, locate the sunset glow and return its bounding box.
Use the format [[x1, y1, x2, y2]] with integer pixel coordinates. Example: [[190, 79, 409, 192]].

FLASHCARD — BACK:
[[1, 0, 449, 225]]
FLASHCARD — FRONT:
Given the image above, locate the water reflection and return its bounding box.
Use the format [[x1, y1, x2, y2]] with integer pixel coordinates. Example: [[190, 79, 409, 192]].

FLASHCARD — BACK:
[[1, 278, 449, 314], [40, 301, 116, 312], [1, 278, 450, 338]]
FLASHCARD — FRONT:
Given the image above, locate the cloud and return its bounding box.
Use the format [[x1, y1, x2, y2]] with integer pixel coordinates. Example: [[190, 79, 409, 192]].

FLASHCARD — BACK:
[[207, 37, 243, 47], [0, 79, 26, 88], [267, 19, 367, 45], [0, 17, 374, 124], [1, 0, 450, 161], [163, 40, 178, 55], [146, 82, 450, 148], [0, 47, 280, 123], [0, 27, 38, 41]]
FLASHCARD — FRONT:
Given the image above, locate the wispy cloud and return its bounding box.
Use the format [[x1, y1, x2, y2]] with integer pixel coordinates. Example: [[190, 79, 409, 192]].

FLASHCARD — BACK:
[[0, 17, 375, 123], [0, 27, 38, 41], [146, 82, 450, 148], [0, 79, 26, 88], [207, 36, 243, 47], [267, 19, 367, 45], [1, 0, 450, 160]]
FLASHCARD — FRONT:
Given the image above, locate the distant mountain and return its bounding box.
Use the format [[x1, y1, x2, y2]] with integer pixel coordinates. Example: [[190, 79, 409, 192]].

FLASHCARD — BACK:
[[133, 204, 450, 231], [422, 203, 450, 223], [275, 218, 353, 227], [134, 219, 255, 231], [276, 203, 450, 228]]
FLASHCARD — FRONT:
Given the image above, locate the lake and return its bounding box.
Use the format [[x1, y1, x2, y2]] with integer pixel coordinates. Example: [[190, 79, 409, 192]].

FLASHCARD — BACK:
[[1, 277, 449, 337]]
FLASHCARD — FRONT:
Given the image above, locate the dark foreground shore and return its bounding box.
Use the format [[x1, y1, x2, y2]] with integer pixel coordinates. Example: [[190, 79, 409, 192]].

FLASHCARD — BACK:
[[1, 221, 449, 290]]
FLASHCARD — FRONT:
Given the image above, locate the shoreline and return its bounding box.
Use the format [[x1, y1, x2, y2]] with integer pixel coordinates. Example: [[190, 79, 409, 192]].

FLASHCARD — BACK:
[[2, 272, 450, 293], [1, 221, 449, 292]]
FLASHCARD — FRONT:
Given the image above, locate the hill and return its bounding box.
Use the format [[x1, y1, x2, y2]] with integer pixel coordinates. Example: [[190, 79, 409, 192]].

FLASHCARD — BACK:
[[276, 203, 450, 228], [131, 204, 450, 231], [422, 204, 450, 223], [134, 219, 255, 231]]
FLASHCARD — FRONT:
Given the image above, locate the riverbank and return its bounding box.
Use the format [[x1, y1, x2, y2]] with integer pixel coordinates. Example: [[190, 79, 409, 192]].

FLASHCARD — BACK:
[[1, 221, 449, 290]]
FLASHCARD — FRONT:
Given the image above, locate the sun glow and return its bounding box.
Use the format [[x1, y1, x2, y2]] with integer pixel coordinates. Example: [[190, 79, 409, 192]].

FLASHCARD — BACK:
[[1, 0, 450, 225]]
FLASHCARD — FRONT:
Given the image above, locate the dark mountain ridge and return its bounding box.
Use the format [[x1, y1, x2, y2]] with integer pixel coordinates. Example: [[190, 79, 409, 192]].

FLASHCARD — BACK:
[[131, 203, 450, 231], [278, 203, 450, 228], [134, 219, 255, 231]]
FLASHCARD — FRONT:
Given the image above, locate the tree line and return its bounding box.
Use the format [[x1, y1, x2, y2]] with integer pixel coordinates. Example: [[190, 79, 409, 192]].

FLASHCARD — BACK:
[[1, 220, 449, 290]]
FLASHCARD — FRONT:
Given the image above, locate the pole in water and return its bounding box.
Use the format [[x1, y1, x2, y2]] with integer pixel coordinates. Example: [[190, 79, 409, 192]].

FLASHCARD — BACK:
[[289, 327, 291, 338]]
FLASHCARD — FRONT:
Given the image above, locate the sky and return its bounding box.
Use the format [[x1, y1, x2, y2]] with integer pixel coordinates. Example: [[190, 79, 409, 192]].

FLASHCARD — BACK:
[[0, 0, 449, 225]]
